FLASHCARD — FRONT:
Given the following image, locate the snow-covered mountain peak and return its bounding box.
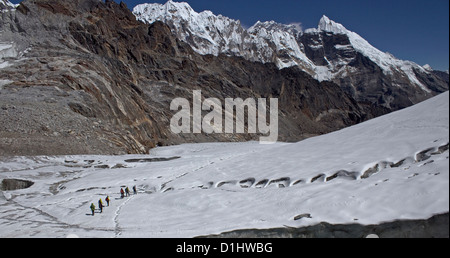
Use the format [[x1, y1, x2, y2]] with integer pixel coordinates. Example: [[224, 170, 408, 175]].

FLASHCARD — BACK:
[[132, 2, 446, 103], [164, 0, 196, 17], [249, 20, 302, 37], [0, 0, 18, 10], [133, 1, 197, 24], [318, 15, 347, 34], [423, 64, 433, 71], [304, 15, 431, 91], [134, 1, 248, 56]]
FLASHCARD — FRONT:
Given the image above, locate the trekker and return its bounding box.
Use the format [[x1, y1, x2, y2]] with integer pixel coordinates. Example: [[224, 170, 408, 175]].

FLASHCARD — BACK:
[[132, 185, 137, 195], [90, 203, 95, 216], [120, 188, 125, 198], [105, 196, 110, 206], [125, 187, 130, 197], [98, 199, 104, 213]]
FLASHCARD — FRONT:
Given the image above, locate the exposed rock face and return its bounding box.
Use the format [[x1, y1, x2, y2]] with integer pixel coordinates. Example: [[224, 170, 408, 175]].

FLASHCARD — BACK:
[[1, 0, 161, 155], [0, 0, 401, 156]]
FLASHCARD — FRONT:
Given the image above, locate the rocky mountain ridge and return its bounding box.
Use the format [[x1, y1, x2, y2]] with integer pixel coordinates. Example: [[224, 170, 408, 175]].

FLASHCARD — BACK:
[[0, 0, 391, 156], [134, 1, 448, 109]]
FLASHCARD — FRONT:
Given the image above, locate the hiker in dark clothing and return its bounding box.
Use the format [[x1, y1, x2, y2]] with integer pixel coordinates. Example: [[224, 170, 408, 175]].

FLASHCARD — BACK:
[[98, 199, 104, 213], [120, 188, 125, 198], [90, 203, 95, 216], [133, 185, 137, 195]]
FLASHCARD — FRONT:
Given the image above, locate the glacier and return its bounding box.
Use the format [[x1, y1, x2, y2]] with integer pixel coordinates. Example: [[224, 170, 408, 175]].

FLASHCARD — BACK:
[[0, 91, 448, 238]]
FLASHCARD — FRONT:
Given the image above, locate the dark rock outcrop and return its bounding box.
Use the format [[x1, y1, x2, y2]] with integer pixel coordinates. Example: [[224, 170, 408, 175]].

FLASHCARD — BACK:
[[201, 213, 449, 238], [1, 178, 34, 191]]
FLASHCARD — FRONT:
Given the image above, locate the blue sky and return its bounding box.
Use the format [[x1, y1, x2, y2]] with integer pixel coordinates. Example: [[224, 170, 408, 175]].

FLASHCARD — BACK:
[[10, 0, 449, 71]]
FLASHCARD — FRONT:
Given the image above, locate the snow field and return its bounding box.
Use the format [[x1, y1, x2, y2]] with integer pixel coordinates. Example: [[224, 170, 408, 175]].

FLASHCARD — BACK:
[[0, 92, 448, 237]]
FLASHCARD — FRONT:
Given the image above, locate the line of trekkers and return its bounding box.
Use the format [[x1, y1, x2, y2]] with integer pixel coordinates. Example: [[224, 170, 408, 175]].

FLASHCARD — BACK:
[[89, 186, 137, 216]]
